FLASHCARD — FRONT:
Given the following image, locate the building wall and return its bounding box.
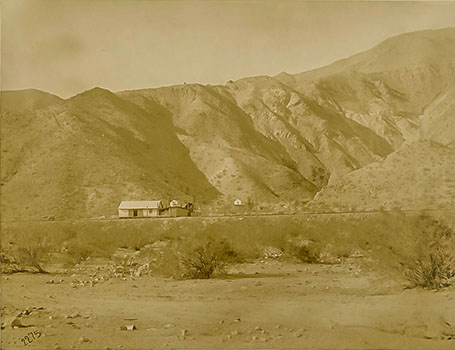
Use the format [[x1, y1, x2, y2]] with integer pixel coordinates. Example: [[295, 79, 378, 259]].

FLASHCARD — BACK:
[[119, 207, 161, 218], [170, 207, 189, 217], [118, 209, 130, 218], [150, 209, 160, 216]]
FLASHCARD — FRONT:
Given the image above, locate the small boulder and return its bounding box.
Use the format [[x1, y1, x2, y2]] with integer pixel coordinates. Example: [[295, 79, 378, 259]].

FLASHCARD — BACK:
[[120, 325, 137, 331], [8, 317, 23, 328], [78, 336, 90, 344]]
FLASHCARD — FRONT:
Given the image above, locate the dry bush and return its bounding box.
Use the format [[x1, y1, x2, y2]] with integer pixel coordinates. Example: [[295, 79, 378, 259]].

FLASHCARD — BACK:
[[283, 236, 321, 263], [179, 237, 236, 279], [407, 245, 454, 289], [7, 230, 54, 273], [404, 219, 454, 289], [145, 232, 238, 279]]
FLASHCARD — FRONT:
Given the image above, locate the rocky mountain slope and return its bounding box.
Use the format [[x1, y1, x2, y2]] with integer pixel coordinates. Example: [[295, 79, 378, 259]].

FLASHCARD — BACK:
[[1, 27, 454, 220], [307, 141, 455, 211], [276, 27, 455, 149], [2, 89, 64, 112], [1, 88, 219, 220]]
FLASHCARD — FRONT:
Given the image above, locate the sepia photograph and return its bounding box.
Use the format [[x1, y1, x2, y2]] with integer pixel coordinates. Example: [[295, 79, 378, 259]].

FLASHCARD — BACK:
[[1, 0, 455, 349]]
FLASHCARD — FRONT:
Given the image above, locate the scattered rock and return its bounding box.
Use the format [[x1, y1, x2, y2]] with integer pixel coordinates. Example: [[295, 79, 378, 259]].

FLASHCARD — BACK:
[[234, 317, 241, 323], [78, 336, 90, 344], [8, 317, 23, 328], [230, 330, 240, 336], [263, 246, 283, 259], [119, 324, 137, 331], [164, 323, 176, 329]]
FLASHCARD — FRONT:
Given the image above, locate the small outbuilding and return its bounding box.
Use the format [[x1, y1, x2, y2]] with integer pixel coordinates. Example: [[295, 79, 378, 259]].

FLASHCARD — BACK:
[[169, 206, 190, 217], [118, 200, 164, 218]]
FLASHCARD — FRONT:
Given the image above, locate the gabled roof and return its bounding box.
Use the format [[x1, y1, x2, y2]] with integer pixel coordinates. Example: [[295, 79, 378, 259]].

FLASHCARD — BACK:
[[118, 200, 163, 209]]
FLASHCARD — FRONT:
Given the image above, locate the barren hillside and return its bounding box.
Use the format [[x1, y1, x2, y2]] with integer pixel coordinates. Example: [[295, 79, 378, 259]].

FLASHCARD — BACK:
[[1, 27, 454, 219], [307, 141, 455, 211], [1, 88, 219, 221], [2, 89, 64, 112]]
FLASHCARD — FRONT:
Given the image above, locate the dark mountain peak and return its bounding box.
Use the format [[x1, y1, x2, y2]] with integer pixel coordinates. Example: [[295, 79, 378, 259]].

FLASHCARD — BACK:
[[70, 87, 116, 100]]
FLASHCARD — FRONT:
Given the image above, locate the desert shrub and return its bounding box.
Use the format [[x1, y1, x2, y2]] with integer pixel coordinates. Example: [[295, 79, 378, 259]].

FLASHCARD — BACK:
[[406, 244, 455, 289], [178, 235, 237, 279], [8, 230, 54, 273], [283, 236, 321, 263], [404, 220, 455, 289], [145, 230, 238, 279]]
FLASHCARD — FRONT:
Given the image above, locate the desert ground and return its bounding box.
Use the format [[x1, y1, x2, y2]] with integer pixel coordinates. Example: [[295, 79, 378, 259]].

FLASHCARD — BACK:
[[2, 250, 455, 350], [2, 5, 455, 350]]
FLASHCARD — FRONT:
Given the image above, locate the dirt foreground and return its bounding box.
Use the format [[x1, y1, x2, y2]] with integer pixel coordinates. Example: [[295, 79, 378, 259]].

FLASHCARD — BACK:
[[2, 259, 455, 350]]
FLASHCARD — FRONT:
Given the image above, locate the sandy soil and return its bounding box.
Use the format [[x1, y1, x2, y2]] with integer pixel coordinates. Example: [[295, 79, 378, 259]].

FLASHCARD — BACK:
[[2, 259, 454, 350]]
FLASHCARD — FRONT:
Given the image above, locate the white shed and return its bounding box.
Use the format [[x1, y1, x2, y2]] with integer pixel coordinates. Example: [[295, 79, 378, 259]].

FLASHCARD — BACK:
[[118, 200, 164, 218], [233, 199, 243, 206]]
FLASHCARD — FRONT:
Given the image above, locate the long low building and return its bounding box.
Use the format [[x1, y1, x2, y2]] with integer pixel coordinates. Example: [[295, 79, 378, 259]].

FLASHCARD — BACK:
[[118, 200, 164, 218]]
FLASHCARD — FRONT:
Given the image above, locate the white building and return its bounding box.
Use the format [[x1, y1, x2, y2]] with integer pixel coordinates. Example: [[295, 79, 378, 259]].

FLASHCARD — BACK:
[[118, 200, 164, 218]]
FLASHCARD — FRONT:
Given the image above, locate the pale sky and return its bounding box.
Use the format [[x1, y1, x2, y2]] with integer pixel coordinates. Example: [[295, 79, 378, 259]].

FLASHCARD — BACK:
[[2, 0, 455, 98]]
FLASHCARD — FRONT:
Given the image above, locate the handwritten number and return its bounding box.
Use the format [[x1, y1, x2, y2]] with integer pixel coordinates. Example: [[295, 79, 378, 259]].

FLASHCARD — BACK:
[[21, 330, 41, 345]]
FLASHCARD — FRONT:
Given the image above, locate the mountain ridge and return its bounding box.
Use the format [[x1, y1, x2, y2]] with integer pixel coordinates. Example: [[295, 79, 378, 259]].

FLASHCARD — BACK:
[[1, 27, 454, 219]]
